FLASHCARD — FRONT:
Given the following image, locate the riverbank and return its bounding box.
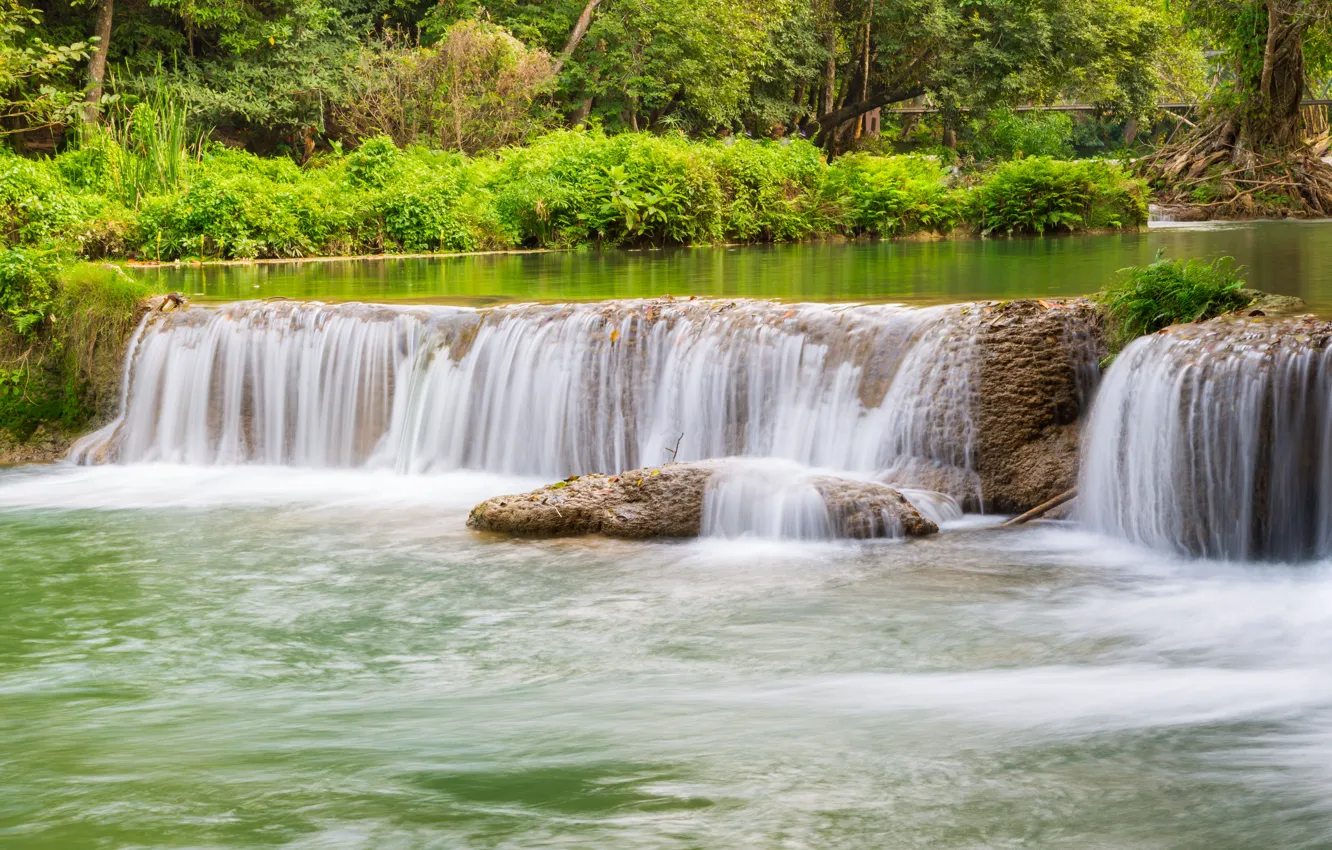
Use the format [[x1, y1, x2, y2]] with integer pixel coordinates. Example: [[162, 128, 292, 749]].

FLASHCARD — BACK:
[[10, 130, 1146, 263]]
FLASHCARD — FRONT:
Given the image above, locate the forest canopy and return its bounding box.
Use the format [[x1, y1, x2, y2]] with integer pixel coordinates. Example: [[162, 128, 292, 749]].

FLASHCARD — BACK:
[[5, 0, 1194, 153]]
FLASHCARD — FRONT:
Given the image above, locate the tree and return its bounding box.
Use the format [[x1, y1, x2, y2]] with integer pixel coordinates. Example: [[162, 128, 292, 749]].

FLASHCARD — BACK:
[[335, 19, 556, 152], [1143, 0, 1332, 214], [806, 0, 1169, 154], [83, 0, 112, 121], [0, 0, 92, 131]]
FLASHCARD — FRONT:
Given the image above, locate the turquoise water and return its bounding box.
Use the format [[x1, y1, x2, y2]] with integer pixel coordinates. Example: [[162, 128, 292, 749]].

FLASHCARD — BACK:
[[2, 466, 1332, 847], [132, 221, 1332, 311]]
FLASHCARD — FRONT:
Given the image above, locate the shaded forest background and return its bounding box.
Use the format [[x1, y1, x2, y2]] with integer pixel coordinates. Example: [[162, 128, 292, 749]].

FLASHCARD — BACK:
[[5, 0, 1213, 157]]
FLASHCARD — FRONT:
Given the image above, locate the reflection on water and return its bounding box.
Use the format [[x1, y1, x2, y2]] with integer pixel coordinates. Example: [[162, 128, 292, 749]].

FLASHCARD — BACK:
[[3, 464, 1332, 847], [131, 220, 1332, 312]]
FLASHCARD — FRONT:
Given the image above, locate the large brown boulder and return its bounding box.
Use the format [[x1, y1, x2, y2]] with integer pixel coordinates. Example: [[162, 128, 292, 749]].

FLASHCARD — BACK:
[[971, 299, 1104, 513], [467, 461, 938, 539]]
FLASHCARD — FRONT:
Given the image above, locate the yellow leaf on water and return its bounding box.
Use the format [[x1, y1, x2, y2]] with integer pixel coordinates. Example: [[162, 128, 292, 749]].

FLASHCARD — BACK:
[[651, 469, 660, 475], [610, 328, 621, 343]]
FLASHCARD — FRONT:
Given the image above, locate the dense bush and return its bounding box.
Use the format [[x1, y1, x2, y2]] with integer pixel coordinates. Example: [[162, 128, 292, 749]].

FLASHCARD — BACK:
[[970, 157, 1147, 235], [1098, 252, 1252, 353], [823, 154, 964, 235], [0, 152, 104, 246], [0, 129, 1150, 261]]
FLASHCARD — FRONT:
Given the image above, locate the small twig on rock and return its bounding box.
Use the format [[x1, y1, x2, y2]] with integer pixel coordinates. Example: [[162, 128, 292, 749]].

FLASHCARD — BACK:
[[664, 433, 684, 463]]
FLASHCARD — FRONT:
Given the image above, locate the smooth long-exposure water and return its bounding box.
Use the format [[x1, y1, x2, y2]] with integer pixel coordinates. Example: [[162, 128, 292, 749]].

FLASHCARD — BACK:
[[4, 464, 1332, 847]]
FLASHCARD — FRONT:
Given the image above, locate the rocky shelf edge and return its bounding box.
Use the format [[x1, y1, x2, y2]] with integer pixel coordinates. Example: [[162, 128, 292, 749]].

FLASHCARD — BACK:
[[466, 461, 939, 540], [0, 293, 184, 465]]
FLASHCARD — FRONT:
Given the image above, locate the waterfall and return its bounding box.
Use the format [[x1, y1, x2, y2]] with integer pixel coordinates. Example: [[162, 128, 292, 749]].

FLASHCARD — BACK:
[[700, 459, 837, 540], [1080, 320, 1332, 561], [76, 298, 986, 502]]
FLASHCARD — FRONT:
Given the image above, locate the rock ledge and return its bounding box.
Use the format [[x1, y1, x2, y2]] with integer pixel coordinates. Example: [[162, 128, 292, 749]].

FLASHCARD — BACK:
[[467, 461, 938, 540]]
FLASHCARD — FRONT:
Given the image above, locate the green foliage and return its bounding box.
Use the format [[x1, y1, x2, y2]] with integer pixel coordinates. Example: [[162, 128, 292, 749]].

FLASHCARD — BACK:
[[0, 0, 94, 130], [967, 109, 1075, 161], [712, 138, 825, 242], [70, 84, 207, 208], [0, 246, 57, 335], [345, 135, 400, 189], [0, 126, 1155, 261], [970, 157, 1147, 235], [0, 151, 103, 245], [134, 161, 345, 259], [0, 254, 154, 438], [1098, 251, 1252, 353], [823, 154, 963, 236]]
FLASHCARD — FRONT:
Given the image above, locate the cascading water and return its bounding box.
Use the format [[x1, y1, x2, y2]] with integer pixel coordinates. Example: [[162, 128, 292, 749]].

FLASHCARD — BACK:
[[701, 459, 837, 540], [1080, 319, 1332, 561], [76, 298, 987, 506]]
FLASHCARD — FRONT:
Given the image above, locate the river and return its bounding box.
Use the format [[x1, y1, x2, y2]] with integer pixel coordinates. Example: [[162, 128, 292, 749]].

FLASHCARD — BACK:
[[132, 220, 1332, 312], [3, 226, 1332, 848]]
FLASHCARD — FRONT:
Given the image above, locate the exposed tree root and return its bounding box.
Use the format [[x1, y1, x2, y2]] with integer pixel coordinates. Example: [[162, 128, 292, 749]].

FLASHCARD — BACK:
[[1140, 116, 1332, 219]]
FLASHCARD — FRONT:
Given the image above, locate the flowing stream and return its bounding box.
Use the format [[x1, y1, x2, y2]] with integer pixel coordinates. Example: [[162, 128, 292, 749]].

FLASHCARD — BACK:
[[1082, 319, 1332, 560], [6, 249, 1332, 845], [4, 465, 1332, 847], [74, 299, 982, 505]]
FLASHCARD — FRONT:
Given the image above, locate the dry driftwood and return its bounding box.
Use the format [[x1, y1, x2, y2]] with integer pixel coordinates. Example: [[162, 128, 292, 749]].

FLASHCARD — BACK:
[[1001, 488, 1078, 527]]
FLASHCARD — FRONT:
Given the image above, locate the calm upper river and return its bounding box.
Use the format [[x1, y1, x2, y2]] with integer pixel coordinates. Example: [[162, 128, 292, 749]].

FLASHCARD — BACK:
[[131, 220, 1332, 311]]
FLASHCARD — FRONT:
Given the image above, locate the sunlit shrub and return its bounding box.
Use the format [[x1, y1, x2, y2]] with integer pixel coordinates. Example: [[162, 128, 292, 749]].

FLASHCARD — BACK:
[[1098, 252, 1251, 354], [970, 157, 1147, 235], [822, 154, 964, 235]]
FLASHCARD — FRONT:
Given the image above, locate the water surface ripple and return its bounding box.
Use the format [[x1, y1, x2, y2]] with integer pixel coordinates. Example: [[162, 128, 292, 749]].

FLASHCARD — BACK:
[[2, 465, 1330, 848]]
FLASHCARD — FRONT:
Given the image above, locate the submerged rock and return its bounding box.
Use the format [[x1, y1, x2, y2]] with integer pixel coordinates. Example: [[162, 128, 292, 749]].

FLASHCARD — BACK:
[[467, 460, 938, 540], [1235, 288, 1306, 316]]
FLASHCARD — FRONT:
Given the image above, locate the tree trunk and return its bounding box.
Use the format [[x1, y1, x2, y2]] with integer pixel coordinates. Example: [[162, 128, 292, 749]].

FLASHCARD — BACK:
[[570, 97, 594, 126], [553, 0, 602, 76], [83, 0, 114, 123], [1245, 0, 1307, 150], [813, 84, 926, 150], [821, 29, 836, 116], [857, 3, 872, 138]]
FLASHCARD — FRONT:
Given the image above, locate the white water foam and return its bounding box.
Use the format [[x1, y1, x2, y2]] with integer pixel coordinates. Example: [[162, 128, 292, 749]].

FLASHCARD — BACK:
[[1081, 320, 1332, 560], [74, 300, 986, 524]]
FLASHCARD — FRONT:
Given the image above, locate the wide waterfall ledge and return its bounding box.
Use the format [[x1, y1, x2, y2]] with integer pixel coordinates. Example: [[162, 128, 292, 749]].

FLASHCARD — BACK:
[[71, 296, 1104, 519]]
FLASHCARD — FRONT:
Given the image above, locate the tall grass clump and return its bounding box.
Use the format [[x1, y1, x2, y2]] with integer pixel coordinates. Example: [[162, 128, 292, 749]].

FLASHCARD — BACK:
[[1098, 252, 1252, 354], [66, 80, 206, 209], [0, 253, 154, 436], [970, 157, 1147, 235]]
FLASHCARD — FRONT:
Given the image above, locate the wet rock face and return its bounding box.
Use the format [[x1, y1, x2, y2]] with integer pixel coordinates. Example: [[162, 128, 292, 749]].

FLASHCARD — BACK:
[[808, 476, 938, 538], [467, 461, 938, 540], [972, 299, 1105, 514]]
